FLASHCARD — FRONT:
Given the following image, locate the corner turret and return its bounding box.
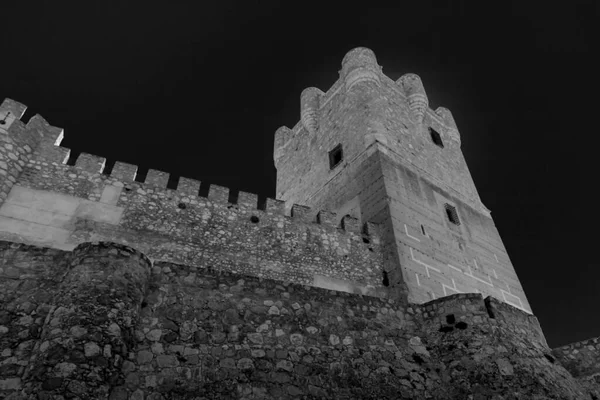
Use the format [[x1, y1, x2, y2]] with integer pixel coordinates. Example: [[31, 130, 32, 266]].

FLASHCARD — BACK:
[[340, 47, 381, 90], [435, 106, 461, 145], [273, 125, 292, 168], [300, 87, 323, 135], [398, 73, 428, 124]]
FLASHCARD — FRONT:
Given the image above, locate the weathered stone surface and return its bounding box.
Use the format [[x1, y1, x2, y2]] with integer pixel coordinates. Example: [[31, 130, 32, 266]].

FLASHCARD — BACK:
[[1, 241, 593, 398], [1, 242, 151, 399], [84, 342, 101, 357]]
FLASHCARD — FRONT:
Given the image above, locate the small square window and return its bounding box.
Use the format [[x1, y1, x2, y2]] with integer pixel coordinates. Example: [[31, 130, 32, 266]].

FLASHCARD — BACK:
[[445, 204, 460, 225], [429, 127, 444, 148], [329, 144, 343, 169]]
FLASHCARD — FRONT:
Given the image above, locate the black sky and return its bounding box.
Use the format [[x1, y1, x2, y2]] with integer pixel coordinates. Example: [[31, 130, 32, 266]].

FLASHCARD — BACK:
[[2, 0, 598, 348]]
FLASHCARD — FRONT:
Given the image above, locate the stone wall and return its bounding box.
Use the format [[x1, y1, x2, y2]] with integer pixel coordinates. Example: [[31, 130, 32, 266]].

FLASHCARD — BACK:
[[0, 100, 43, 206], [0, 242, 68, 397], [0, 105, 387, 298], [0, 241, 595, 399], [553, 337, 600, 397], [379, 149, 532, 312]]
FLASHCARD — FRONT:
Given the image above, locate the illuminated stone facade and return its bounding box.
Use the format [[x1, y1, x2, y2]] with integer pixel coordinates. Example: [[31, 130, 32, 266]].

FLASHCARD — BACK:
[[0, 48, 598, 399]]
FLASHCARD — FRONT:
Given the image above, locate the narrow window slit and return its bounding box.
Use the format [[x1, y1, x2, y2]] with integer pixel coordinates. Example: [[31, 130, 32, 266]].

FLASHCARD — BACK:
[[444, 204, 460, 225], [429, 127, 444, 148], [382, 271, 390, 287], [329, 144, 343, 169]]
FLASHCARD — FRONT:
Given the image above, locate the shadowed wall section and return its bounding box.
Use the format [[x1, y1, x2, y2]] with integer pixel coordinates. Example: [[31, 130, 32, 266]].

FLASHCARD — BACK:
[[0, 241, 594, 399]]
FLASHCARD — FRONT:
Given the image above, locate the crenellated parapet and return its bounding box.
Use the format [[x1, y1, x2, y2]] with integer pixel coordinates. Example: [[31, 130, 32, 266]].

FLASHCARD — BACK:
[[5, 134, 386, 241], [0, 110, 389, 300], [273, 48, 465, 152], [0, 100, 63, 206], [11, 143, 382, 242], [272, 49, 484, 216]]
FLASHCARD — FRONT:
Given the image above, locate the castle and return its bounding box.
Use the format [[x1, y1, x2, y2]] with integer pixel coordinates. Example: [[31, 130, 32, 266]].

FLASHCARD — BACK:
[[0, 47, 598, 399]]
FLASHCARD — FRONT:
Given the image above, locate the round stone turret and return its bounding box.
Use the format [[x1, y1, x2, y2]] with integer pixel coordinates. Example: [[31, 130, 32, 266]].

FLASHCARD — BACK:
[[25, 242, 152, 399], [300, 87, 323, 135], [273, 126, 292, 165], [435, 106, 461, 145], [398, 73, 428, 123], [340, 47, 381, 90]]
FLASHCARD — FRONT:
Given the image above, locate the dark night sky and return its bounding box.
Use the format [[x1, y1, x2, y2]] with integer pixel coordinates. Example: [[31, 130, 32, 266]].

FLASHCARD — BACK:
[[2, 1, 598, 348]]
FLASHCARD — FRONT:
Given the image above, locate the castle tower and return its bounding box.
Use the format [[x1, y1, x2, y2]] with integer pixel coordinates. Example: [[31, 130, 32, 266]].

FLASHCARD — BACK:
[[274, 47, 531, 312]]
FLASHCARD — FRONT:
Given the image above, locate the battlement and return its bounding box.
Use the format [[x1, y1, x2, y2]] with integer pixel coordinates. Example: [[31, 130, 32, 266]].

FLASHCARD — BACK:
[[274, 47, 460, 157], [32, 151, 379, 237], [0, 101, 390, 301], [0, 98, 379, 238], [272, 47, 488, 230]]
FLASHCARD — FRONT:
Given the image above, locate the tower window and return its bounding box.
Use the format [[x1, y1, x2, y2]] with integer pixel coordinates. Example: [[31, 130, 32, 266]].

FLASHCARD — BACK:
[[329, 144, 343, 169], [429, 127, 444, 148], [444, 204, 460, 225], [382, 270, 389, 287]]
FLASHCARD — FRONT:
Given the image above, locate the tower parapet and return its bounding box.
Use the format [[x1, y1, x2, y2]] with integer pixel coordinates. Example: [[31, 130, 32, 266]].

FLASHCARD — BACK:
[[0, 100, 65, 207]]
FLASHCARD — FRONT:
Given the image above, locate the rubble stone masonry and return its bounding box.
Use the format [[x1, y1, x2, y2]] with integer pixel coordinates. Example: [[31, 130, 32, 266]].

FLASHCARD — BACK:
[[0, 241, 594, 399]]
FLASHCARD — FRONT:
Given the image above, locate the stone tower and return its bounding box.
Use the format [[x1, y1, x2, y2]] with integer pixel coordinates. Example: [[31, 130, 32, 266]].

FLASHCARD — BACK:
[[274, 47, 530, 312]]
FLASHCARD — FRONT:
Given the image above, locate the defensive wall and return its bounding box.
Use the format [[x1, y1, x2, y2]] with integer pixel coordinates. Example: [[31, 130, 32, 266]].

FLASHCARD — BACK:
[[0, 240, 594, 399], [0, 98, 386, 299], [553, 337, 600, 397]]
